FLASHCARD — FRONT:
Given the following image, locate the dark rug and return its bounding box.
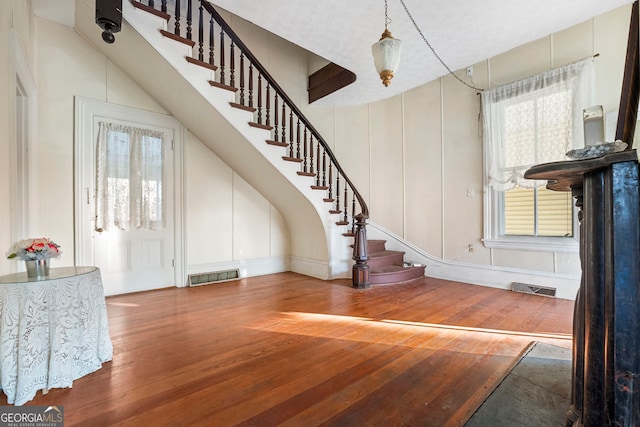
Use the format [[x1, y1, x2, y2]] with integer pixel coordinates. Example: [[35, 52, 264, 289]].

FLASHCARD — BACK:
[[465, 341, 571, 427]]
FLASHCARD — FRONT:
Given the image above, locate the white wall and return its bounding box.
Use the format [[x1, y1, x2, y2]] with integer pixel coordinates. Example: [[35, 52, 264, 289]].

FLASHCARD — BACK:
[[185, 131, 289, 268], [0, 5, 289, 279]]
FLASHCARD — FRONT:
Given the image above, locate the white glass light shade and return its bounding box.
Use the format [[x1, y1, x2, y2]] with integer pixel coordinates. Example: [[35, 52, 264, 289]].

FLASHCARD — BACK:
[[371, 30, 402, 86]]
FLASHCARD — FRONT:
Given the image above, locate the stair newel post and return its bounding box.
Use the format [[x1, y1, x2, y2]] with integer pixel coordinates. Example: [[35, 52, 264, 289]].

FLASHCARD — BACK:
[[197, 2, 204, 61], [219, 30, 225, 85], [257, 74, 263, 124], [161, 0, 167, 13], [352, 214, 370, 289], [229, 41, 235, 88], [174, 0, 181, 36], [208, 14, 214, 65], [265, 83, 271, 127], [239, 53, 245, 105], [186, 0, 192, 40]]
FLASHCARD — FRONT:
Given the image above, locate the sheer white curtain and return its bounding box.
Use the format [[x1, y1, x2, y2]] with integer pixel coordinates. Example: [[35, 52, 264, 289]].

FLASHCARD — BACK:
[[96, 122, 166, 231], [482, 58, 594, 191]]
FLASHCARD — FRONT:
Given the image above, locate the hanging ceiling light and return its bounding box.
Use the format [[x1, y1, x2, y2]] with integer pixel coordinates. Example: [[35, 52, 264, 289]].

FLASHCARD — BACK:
[[371, 0, 402, 87]]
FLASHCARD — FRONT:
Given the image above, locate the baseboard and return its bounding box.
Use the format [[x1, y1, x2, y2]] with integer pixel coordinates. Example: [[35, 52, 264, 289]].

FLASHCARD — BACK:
[[289, 256, 331, 280], [367, 222, 580, 300]]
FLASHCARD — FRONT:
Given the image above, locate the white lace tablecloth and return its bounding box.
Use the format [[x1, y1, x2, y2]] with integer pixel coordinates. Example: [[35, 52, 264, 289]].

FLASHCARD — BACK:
[[0, 267, 113, 405]]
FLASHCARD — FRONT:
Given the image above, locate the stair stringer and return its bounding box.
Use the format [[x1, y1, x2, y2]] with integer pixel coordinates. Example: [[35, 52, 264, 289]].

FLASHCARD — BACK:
[[75, 0, 353, 279], [366, 222, 580, 299]]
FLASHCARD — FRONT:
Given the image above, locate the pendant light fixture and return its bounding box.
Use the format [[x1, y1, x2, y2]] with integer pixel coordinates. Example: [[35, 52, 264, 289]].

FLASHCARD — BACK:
[[371, 0, 402, 87]]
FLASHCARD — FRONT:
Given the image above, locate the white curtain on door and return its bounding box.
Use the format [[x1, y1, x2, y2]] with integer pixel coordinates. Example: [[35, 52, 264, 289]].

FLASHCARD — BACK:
[[95, 122, 166, 231], [482, 58, 594, 191]]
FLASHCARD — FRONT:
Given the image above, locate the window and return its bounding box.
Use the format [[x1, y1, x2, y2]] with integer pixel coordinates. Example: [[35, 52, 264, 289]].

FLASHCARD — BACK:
[[95, 122, 166, 231], [482, 59, 593, 252]]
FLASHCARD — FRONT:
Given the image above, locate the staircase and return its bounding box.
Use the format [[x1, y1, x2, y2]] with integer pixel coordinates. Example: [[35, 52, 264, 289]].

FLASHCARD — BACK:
[[89, 0, 425, 287], [366, 240, 426, 285]]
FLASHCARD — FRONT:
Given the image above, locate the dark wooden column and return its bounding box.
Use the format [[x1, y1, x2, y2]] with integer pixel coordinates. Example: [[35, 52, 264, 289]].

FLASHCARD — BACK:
[[525, 150, 640, 427]]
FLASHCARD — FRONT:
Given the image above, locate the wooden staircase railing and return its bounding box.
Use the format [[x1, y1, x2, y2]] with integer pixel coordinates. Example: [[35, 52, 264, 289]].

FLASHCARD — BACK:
[[131, 0, 371, 288]]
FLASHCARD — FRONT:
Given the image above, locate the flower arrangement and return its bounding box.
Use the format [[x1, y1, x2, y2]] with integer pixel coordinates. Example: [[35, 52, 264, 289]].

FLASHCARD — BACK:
[[6, 238, 62, 261]]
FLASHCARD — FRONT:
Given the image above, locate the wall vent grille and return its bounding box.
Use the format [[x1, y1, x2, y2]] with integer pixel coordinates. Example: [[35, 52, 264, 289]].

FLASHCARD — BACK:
[[188, 269, 240, 286], [512, 282, 557, 297]]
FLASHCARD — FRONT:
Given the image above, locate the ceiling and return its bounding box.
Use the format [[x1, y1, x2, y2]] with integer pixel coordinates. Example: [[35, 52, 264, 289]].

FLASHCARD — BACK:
[[33, 0, 635, 106]]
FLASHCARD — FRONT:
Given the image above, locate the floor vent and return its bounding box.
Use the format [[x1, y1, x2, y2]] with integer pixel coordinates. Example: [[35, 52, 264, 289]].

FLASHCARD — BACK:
[[188, 269, 240, 286], [512, 282, 557, 297]]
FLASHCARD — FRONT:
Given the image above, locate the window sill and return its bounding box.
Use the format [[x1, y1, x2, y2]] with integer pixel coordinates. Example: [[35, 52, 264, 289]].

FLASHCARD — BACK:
[[482, 236, 579, 254]]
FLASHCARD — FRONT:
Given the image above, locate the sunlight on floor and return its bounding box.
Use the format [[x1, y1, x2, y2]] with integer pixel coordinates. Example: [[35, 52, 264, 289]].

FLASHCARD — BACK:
[[246, 311, 571, 354]]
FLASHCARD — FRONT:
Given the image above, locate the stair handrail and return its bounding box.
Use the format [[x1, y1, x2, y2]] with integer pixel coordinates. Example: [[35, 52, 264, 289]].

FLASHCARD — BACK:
[[200, 2, 369, 220]]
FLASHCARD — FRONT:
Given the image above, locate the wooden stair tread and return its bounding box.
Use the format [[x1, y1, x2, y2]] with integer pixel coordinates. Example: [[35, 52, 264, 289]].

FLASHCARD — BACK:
[[186, 56, 218, 71], [369, 249, 404, 259], [159, 29, 195, 47], [370, 264, 426, 285], [131, 1, 170, 21]]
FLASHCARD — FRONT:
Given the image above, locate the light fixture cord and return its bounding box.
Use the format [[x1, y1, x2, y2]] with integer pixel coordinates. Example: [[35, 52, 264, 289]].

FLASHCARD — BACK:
[[399, 0, 484, 92], [384, 0, 391, 30]]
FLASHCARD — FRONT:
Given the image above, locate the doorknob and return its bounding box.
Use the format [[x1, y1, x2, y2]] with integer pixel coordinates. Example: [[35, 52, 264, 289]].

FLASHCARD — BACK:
[[95, 227, 104, 233]]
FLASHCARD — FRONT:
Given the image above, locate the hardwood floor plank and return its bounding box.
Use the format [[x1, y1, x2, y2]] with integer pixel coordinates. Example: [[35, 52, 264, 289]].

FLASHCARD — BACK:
[[2, 272, 573, 426]]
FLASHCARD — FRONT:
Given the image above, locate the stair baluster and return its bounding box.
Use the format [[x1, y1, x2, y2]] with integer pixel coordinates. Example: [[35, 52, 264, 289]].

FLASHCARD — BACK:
[[174, 0, 181, 36], [239, 53, 245, 104], [248, 64, 253, 108], [326, 163, 333, 202], [208, 15, 214, 64], [302, 127, 308, 173], [197, 3, 203, 61], [219, 30, 225, 85], [288, 110, 294, 158], [295, 119, 301, 159], [229, 41, 235, 87], [265, 83, 271, 127], [280, 103, 286, 145], [257, 74, 262, 124], [309, 135, 315, 175], [186, 0, 192, 40], [273, 94, 279, 141], [342, 186, 349, 224]]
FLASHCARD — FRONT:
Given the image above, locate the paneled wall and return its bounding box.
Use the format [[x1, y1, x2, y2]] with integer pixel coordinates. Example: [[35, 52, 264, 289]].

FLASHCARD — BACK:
[[307, 4, 632, 279]]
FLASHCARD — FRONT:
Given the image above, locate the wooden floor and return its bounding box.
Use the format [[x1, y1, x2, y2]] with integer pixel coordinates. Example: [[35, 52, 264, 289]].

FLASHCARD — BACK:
[[5, 273, 574, 426]]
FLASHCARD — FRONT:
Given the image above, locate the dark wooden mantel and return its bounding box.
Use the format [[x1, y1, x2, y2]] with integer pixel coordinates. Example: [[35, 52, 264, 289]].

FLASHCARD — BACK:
[[526, 150, 640, 427]]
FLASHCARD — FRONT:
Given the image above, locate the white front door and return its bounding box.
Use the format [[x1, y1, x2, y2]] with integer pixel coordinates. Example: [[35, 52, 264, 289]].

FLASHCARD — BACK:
[[75, 98, 184, 296]]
